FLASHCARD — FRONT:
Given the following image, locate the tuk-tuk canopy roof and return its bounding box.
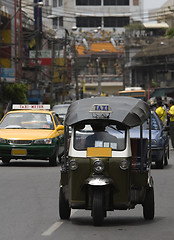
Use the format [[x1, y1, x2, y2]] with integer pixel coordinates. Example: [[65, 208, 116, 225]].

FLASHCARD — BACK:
[[65, 96, 150, 128]]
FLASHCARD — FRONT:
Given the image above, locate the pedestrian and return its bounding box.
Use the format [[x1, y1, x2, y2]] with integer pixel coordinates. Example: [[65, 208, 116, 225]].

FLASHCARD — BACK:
[[167, 99, 174, 149], [155, 99, 167, 124]]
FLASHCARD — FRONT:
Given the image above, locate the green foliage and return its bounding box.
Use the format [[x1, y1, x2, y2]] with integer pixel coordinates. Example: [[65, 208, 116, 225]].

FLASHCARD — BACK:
[[166, 28, 174, 39], [125, 22, 145, 32], [0, 83, 28, 104]]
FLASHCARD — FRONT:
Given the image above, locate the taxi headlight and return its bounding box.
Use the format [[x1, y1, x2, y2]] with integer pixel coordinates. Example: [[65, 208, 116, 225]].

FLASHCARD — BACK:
[[34, 138, 52, 144], [93, 160, 104, 173], [70, 160, 78, 170], [120, 159, 129, 170], [0, 138, 6, 144]]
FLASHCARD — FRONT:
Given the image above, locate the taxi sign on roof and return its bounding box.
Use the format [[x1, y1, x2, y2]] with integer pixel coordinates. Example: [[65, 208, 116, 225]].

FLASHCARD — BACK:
[[89, 104, 112, 113], [12, 104, 50, 110]]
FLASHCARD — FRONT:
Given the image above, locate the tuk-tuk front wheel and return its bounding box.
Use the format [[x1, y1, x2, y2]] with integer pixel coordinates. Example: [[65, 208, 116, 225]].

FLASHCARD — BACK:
[[59, 187, 71, 220], [143, 187, 154, 220], [92, 188, 105, 226]]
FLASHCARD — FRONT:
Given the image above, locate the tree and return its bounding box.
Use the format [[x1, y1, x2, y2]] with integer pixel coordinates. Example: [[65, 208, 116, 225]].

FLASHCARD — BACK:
[[0, 83, 28, 104], [166, 28, 174, 39]]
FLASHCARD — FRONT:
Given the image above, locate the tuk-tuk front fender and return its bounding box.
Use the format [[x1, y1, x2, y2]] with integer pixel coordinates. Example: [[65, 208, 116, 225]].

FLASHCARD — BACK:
[[85, 176, 113, 186]]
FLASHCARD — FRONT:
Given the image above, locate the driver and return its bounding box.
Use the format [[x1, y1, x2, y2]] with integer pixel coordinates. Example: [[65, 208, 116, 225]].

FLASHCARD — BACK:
[[85, 124, 117, 149]]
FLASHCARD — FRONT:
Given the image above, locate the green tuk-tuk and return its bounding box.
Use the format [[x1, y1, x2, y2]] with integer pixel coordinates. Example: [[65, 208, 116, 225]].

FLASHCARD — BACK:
[[59, 96, 154, 226]]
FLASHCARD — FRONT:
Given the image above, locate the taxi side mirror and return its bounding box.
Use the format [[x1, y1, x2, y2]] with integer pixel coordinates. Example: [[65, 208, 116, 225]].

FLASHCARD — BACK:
[[56, 125, 64, 131]]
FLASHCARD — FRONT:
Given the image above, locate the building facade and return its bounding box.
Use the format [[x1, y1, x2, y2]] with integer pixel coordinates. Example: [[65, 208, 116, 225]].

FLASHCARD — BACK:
[[51, 0, 144, 34]]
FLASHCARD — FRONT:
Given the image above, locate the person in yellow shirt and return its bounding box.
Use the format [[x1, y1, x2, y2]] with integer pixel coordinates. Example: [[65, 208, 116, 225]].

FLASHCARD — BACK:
[[155, 100, 167, 124], [167, 99, 174, 149]]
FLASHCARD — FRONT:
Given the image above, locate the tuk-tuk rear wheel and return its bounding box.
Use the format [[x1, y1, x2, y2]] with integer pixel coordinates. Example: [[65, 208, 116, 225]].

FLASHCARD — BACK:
[[143, 187, 154, 220], [92, 188, 105, 226], [59, 187, 71, 220]]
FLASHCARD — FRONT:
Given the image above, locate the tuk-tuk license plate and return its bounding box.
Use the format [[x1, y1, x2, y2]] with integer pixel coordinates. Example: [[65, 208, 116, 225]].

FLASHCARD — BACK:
[[12, 149, 27, 156]]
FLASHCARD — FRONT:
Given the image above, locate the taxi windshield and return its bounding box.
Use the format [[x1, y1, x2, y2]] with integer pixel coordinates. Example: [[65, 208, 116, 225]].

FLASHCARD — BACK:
[[0, 112, 54, 130], [74, 123, 126, 151]]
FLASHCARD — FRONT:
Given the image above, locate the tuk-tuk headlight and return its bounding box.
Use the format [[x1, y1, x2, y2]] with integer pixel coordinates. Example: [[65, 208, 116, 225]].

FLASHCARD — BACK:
[[93, 160, 104, 173], [70, 160, 78, 171], [120, 159, 129, 170]]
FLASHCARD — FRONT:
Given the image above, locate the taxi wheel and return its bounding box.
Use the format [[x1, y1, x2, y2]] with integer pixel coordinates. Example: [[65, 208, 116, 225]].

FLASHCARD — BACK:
[[49, 147, 59, 166], [59, 187, 71, 220], [143, 187, 154, 220], [2, 158, 11, 164], [92, 189, 104, 226], [164, 146, 169, 166], [155, 155, 164, 169]]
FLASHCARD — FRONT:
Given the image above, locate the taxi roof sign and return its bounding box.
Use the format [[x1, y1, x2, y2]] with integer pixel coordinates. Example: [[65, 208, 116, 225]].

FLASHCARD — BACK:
[[89, 104, 112, 113], [12, 104, 50, 110], [89, 104, 112, 119]]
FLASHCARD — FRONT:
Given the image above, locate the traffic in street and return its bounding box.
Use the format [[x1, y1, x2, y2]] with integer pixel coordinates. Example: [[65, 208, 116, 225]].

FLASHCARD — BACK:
[[0, 150, 173, 240]]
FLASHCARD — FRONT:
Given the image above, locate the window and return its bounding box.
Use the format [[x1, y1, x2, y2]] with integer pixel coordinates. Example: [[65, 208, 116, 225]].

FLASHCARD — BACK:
[[59, 17, 63, 27], [59, 0, 63, 6], [104, 17, 129, 27], [76, 0, 101, 5], [53, 0, 57, 7], [53, 114, 60, 127], [133, 0, 139, 5], [74, 124, 126, 151], [45, 0, 49, 6], [53, 18, 58, 29], [77, 17, 101, 28], [104, 0, 129, 5]]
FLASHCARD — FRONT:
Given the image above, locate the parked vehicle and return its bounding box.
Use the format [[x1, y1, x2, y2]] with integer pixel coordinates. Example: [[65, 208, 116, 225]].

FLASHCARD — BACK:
[[130, 111, 169, 169], [59, 96, 154, 226], [52, 104, 70, 124], [0, 104, 64, 166]]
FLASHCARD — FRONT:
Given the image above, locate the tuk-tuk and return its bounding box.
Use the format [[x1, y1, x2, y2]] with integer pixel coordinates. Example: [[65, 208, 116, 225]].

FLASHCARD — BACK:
[[59, 96, 154, 226]]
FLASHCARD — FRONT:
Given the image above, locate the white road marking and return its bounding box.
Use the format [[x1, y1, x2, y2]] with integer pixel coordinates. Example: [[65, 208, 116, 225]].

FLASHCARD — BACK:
[[41, 209, 78, 236], [42, 222, 63, 236]]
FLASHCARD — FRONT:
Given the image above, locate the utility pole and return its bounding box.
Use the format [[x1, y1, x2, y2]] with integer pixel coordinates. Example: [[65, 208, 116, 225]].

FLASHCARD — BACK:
[[62, 30, 68, 103], [97, 57, 102, 95], [34, 0, 43, 99], [73, 35, 79, 100], [0, 7, 1, 83], [50, 38, 55, 103], [15, 0, 22, 82]]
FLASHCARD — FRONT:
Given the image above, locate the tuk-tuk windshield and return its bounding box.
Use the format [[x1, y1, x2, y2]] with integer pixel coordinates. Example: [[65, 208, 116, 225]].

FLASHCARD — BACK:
[[74, 123, 126, 151]]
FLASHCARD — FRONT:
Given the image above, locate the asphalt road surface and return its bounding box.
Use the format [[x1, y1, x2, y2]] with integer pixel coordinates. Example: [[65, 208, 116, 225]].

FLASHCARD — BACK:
[[0, 153, 173, 240]]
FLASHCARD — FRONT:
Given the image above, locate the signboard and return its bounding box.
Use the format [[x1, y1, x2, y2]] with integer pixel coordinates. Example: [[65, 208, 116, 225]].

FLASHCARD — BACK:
[[29, 58, 52, 66], [1, 68, 15, 83], [29, 50, 52, 58], [29, 50, 52, 66]]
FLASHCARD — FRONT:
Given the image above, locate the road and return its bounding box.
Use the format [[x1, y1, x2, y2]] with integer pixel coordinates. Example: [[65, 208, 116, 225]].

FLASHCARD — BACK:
[[0, 154, 173, 240]]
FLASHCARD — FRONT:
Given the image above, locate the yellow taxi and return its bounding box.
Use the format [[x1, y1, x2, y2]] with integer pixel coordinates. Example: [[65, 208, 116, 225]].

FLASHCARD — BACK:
[[0, 104, 64, 166]]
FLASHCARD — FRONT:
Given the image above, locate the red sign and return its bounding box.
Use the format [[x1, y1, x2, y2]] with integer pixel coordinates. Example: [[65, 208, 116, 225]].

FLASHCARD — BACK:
[[29, 58, 52, 66]]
